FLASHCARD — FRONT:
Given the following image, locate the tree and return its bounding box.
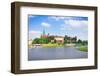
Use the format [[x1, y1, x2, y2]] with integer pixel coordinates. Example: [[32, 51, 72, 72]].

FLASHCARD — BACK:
[[47, 36, 54, 42], [64, 35, 68, 44], [77, 39, 82, 44], [54, 39, 56, 43], [82, 40, 88, 45], [64, 35, 71, 44], [72, 36, 77, 43], [41, 38, 49, 44], [32, 38, 40, 44]]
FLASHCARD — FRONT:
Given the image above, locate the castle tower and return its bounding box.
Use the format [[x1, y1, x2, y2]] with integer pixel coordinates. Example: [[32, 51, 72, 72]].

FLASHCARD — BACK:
[[41, 29, 46, 38], [43, 29, 45, 36], [48, 33, 49, 36]]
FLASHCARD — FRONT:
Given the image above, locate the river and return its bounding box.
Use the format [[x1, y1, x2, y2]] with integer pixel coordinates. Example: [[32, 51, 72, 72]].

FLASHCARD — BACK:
[[28, 47, 88, 61]]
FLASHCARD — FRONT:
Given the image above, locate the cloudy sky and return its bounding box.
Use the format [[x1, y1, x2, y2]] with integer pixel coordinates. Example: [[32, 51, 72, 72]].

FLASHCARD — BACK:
[[28, 15, 88, 40]]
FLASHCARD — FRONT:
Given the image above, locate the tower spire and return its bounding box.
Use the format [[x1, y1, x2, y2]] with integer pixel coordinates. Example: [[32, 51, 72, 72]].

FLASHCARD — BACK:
[[43, 29, 45, 35]]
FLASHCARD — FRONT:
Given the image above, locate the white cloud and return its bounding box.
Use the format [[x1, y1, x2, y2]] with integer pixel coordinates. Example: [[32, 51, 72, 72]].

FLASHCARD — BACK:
[[64, 20, 88, 28], [29, 30, 41, 34], [60, 27, 72, 31], [60, 25, 72, 31], [29, 30, 41, 40], [50, 16, 66, 21], [29, 15, 36, 18], [50, 17, 59, 21], [60, 20, 88, 31], [41, 22, 50, 27], [60, 19, 88, 31]]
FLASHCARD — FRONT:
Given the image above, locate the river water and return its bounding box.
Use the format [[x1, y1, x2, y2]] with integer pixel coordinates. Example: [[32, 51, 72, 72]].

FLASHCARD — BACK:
[[28, 47, 88, 61]]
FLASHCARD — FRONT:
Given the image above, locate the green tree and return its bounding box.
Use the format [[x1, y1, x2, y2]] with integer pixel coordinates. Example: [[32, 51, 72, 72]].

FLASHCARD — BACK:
[[72, 37, 77, 43], [47, 36, 54, 42], [64, 35, 68, 44], [39, 38, 49, 44], [82, 40, 88, 45], [32, 38, 40, 44], [64, 35, 71, 44], [54, 39, 56, 43], [77, 39, 82, 44]]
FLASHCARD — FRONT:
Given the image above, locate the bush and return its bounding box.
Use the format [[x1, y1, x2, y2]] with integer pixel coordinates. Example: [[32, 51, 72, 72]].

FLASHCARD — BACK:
[[79, 46, 88, 52]]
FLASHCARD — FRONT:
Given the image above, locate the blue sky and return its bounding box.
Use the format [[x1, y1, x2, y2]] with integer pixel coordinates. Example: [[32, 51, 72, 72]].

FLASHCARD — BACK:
[[28, 15, 88, 40]]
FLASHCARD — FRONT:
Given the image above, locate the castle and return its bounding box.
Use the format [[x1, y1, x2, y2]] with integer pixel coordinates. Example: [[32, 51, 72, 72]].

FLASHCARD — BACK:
[[41, 30, 77, 43]]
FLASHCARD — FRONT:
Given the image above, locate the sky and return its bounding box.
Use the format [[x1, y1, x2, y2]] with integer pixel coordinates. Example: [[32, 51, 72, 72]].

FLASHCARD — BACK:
[[28, 15, 88, 40]]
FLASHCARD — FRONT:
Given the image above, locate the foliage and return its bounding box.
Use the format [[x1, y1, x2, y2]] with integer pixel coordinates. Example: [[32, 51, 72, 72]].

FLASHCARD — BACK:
[[79, 46, 88, 52], [47, 36, 54, 42], [39, 38, 49, 44], [42, 43, 63, 48], [82, 40, 88, 45], [32, 38, 49, 44], [64, 35, 68, 43], [32, 38, 40, 44], [32, 35, 88, 45], [77, 39, 82, 44], [64, 35, 77, 44]]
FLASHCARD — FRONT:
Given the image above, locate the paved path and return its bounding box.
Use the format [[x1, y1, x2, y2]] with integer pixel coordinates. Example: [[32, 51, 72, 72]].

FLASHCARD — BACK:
[[28, 47, 88, 61]]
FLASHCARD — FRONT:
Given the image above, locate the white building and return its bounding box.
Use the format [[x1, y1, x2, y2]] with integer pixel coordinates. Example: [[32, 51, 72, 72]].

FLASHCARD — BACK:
[[54, 36, 64, 43], [28, 39, 33, 45]]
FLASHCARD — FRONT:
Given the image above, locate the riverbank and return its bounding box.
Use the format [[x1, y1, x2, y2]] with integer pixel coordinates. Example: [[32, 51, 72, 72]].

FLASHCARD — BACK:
[[42, 43, 63, 48], [29, 43, 88, 52], [75, 45, 88, 52], [78, 46, 88, 52]]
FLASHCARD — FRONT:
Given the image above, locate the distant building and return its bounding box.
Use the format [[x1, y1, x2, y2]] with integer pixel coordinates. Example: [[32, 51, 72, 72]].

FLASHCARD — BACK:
[[54, 36, 64, 43], [64, 35, 77, 43], [28, 39, 33, 45], [41, 30, 49, 38], [40, 30, 77, 43]]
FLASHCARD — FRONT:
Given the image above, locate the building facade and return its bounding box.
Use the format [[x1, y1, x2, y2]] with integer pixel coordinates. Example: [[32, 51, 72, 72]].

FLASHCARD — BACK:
[[41, 30, 77, 43]]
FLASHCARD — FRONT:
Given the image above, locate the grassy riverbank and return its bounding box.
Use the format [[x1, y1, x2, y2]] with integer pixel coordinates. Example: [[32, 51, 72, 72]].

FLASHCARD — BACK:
[[42, 43, 64, 48], [75, 44, 88, 52], [29, 43, 88, 52], [78, 46, 88, 52]]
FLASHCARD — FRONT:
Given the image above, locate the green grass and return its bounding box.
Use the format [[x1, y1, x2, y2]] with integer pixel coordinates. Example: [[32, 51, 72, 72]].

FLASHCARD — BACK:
[[78, 46, 88, 52], [42, 43, 64, 48]]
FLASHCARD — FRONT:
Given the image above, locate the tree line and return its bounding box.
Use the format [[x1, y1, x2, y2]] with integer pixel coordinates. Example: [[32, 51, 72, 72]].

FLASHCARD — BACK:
[[32, 35, 88, 45]]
